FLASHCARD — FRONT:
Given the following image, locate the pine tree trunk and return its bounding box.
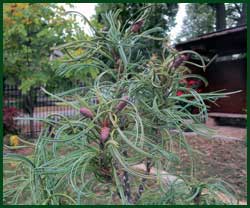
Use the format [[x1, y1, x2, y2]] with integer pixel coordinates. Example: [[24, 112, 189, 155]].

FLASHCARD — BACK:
[[237, 3, 246, 26], [215, 3, 226, 30]]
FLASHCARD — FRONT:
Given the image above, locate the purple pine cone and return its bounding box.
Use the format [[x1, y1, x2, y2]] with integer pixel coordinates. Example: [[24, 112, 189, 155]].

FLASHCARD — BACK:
[[116, 96, 129, 112], [80, 107, 94, 118], [100, 126, 110, 142], [131, 20, 144, 33], [172, 54, 190, 69]]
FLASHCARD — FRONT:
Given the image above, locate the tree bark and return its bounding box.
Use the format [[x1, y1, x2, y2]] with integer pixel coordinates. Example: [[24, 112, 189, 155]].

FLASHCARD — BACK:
[[134, 159, 151, 203], [237, 3, 246, 26], [215, 3, 226, 30], [122, 151, 132, 203]]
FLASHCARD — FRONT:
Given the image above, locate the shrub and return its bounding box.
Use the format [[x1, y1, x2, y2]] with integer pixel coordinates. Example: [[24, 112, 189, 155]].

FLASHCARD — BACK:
[[3, 107, 20, 135], [3, 7, 238, 205]]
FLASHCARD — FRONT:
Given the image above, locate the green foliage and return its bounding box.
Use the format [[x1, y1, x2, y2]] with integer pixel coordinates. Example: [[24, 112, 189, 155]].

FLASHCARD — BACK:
[[138, 178, 236, 205], [94, 3, 178, 55], [176, 3, 246, 43], [3, 8, 238, 205], [3, 3, 80, 93], [176, 4, 216, 43]]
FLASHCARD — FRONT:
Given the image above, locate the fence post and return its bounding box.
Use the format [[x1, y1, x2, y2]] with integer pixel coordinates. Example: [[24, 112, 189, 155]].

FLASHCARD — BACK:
[[22, 88, 36, 139]]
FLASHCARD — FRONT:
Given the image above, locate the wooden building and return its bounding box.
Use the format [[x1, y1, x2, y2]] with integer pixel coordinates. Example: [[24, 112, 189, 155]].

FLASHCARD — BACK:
[[175, 25, 247, 121]]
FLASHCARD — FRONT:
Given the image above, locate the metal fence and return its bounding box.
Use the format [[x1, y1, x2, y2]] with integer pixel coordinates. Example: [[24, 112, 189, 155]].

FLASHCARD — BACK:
[[3, 80, 83, 139]]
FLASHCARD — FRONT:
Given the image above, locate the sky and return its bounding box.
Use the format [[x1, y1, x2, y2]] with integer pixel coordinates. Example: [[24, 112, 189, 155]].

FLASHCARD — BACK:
[[169, 3, 187, 42], [61, 3, 97, 35], [62, 3, 187, 42]]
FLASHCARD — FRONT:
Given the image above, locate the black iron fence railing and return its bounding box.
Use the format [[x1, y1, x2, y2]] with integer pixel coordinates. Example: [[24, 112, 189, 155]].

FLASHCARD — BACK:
[[3, 80, 84, 139]]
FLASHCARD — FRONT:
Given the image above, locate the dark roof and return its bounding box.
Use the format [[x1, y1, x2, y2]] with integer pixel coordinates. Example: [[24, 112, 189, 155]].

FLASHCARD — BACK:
[[175, 25, 247, 57]]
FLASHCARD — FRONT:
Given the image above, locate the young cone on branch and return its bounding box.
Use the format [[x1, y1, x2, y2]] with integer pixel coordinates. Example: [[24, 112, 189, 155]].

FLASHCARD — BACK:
[[131, 20, 144, 33], [100, 119, 110, 142], [171, 54, 190, 69], [80, 107, 94, 118], [116, 96, 129, 112]]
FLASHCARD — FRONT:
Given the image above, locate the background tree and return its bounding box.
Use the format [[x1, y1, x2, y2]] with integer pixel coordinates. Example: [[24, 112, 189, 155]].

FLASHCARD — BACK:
[[94, 3, 178, 55], [175, 4, 215, 43], [225, 3, 247, 26], [3, 3, 81, 138], [209, 3, 226, 30], [176, 3, 246, 43], [3, 3, 80, 93]]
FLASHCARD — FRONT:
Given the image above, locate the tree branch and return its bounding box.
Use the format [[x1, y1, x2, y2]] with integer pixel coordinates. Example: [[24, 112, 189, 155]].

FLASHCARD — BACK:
[[122, 151, 132, 203], [134, 158, 151, 203], [233, 3, 242, 15]]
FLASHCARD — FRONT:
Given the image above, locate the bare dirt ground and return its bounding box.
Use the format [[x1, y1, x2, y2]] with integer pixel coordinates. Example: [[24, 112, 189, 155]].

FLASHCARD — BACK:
[[205, 117, 246, 139], [177, 117, 247, 203]]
